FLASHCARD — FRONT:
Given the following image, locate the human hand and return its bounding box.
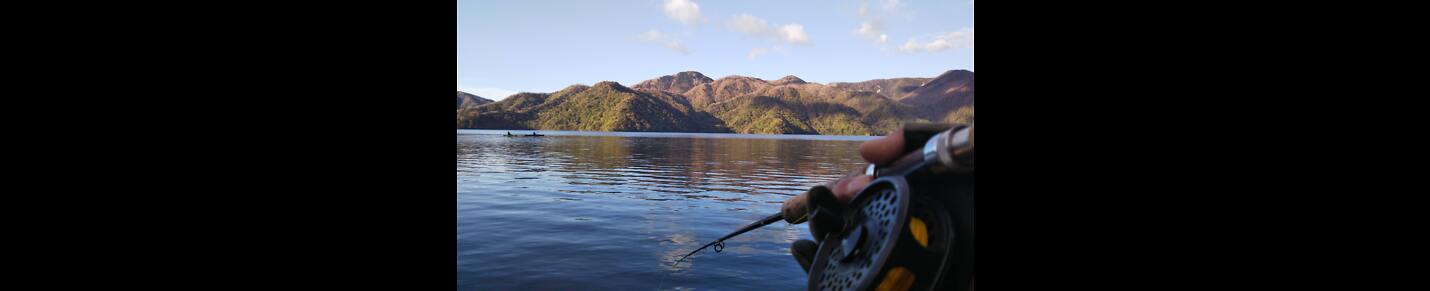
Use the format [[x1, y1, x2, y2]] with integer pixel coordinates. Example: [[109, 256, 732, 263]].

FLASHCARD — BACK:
[[829, 129, 908, 203]]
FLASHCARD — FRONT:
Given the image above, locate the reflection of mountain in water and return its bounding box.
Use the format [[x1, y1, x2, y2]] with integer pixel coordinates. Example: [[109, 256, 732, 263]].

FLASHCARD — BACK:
[[552, 136, 859, 203]]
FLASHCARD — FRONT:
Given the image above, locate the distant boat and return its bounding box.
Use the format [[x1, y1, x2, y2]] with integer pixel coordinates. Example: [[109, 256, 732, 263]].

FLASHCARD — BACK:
[[504, 131, 544, 137]]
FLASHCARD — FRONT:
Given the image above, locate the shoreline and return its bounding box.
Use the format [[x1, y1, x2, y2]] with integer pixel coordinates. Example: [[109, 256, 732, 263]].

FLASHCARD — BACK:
[[457, 129, 880, 141]]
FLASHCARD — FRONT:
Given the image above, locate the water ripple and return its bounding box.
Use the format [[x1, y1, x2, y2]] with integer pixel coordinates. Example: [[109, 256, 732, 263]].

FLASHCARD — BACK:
[[457, 131, 871, 290]]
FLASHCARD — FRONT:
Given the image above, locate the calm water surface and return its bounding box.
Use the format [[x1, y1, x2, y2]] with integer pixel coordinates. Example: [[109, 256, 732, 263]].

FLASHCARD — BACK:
[[457, 129, 875, 290]]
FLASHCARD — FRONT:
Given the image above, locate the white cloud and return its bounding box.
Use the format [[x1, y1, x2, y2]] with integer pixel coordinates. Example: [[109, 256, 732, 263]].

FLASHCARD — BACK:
[[852, 1, 908, 46], [747, 46, 788, 60], [728, 14, 810, 45], [899, 28, 974, 53], [730, 14, 769, 36], [663, 0, 705, 26], [853, 20, 888, 44], [778, 25, 809, 44], [635, 29, 690, 55], [664, 41, 690, 54]]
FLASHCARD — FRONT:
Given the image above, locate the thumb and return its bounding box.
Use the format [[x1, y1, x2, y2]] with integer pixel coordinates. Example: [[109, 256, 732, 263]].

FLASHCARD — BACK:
[[832, 175, 873, 203]]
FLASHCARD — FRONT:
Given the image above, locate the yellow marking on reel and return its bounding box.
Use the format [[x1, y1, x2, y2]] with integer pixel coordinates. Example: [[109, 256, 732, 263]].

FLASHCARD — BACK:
[[876, 266, 916, 291], [909, 217, 929, 248]]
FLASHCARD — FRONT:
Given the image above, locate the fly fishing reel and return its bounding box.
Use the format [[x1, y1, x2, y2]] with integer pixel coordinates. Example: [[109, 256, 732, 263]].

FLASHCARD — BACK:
[[805, 175, 971, 291], [805, 124, 973, 291]]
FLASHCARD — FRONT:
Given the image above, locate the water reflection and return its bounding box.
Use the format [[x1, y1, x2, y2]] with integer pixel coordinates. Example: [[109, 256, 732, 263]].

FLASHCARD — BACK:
[[459, 134, 864, 201], [457, 130, 871, 290]]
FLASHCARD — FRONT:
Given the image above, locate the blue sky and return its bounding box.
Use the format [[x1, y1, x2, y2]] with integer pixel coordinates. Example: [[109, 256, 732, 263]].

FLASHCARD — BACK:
[[458, 0, 974, 100]]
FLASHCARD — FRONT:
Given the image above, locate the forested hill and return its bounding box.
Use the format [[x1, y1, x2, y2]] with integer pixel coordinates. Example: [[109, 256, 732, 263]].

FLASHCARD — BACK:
[[456, 70, 973, 135]]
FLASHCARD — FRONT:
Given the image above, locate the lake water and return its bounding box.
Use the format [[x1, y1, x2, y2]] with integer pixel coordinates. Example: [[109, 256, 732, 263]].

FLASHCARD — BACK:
[[457, 129, 876, 290]]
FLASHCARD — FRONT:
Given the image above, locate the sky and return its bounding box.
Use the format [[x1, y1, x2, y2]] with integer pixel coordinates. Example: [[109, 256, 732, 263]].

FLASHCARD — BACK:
[[457, 0, 974, 100]]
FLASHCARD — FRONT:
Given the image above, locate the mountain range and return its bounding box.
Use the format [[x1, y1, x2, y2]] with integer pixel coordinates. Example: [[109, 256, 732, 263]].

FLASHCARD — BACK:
[[456, 70, 973, 135]]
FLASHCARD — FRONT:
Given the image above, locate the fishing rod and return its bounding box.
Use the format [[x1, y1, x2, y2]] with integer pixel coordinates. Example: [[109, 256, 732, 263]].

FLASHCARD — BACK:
[[671, 123, 974, 291], [672, 212, 785, 266]]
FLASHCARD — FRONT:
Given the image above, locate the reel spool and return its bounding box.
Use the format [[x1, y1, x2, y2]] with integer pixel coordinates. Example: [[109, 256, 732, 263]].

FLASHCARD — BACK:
[[806, 175, 968, 291]]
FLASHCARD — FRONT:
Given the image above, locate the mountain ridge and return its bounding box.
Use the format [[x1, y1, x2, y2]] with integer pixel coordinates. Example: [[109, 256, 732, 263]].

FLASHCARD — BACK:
[[632, 71, 714, 95], [457, 70, 973, 135], [899, 70, 974, 122], [456, 91, 494, 109]]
